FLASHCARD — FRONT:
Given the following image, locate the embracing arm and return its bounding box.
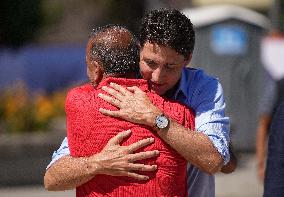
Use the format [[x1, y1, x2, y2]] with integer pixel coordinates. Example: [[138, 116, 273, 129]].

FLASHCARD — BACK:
[[155, 116, 223, 174], [155, 116, 235, 174], [256, 114, 271, 181], [44, 155, 96, 191], [220, 146, 237, 174], [98, 83, 229, 174], [44, 130, 159, 191]]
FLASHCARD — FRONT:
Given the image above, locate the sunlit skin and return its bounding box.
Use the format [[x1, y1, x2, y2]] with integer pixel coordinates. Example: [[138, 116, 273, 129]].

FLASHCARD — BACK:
[[139, 42, 191, 95]]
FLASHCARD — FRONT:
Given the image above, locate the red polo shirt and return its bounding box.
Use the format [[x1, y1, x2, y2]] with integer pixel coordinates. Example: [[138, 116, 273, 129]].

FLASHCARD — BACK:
[[66, 77, 195, 197]]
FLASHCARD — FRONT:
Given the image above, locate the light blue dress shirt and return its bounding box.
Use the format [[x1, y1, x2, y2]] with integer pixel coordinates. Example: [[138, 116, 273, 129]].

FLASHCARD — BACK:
[[47, 67, 230, 197]]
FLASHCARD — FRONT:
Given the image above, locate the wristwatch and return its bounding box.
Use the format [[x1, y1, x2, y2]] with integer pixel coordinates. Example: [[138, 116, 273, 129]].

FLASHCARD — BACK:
[[155, 114, 169, 129]]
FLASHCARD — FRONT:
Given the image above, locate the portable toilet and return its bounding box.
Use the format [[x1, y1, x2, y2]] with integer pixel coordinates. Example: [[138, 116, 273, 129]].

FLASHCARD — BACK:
[[182, 5, 271, 151]]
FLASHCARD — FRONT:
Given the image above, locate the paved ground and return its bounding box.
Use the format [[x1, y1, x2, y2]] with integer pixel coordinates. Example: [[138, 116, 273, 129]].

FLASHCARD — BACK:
[[0, 153, 263, 197], [215, 154, 263, 197]]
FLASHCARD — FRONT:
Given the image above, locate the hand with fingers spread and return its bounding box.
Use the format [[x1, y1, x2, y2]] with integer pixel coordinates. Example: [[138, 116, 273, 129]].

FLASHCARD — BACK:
[[44, 130, 159, 191], [98, 82, 161, 127], [92, 130, 159, 180]]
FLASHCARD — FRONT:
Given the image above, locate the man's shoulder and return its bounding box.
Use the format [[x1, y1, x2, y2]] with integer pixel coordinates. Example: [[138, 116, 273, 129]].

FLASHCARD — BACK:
[[178, 67, 223, 110], [66, 83, 93, 107], [67, 83, 93, 97], [183, 67, 218, 82], [99, 77, 148, 91], [181, 67, 219, 92]]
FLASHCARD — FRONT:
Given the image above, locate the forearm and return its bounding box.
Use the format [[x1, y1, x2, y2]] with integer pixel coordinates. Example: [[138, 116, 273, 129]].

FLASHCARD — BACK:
[[155, 119, 223, 174], [256, 115, 271, 167], [256, 126, 267, 168], [220, 148, 237, 174], [44, 131, 159, 191], [97, 83, 225, 174], [44, 155, 99, 191]]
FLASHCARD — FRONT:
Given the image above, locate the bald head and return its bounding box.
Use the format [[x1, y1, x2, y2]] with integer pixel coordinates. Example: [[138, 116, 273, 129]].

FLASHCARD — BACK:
[[87, 25, 139, 75]]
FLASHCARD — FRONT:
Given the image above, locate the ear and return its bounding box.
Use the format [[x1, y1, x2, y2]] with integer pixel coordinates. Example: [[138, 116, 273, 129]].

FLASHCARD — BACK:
[[87, 61, 104, 86], [183, 53, 192, 67], [86, 41, 93, 67]]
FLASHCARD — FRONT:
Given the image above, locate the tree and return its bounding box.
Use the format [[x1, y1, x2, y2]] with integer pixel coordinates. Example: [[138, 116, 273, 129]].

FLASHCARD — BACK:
[[0, 0, 43, 48]]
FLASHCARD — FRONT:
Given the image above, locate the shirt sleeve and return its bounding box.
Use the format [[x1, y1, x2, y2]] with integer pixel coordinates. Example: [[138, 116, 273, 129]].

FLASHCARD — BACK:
[[194, 78, 230, 164], [258, 70, 277, 115], [46, 137, 70, 169]]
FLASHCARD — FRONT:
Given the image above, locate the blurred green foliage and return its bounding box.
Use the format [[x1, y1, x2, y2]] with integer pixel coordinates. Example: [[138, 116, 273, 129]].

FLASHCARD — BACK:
[[92, 0, 146, 34], [0, 0, 43, 47], [0, 0, 62, 48], [0, 0, 283, 48]]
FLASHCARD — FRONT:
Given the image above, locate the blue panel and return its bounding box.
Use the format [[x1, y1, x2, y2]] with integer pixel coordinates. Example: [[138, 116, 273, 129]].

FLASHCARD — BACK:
[[0, 45, 86, 93], [211, 25, 248, 55]]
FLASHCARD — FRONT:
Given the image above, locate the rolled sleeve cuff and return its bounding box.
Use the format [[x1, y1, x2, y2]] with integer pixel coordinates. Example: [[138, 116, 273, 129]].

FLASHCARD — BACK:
[[207, 135, 230, 165], [197, 121, 230, 165], [46, 137, 70, 169]]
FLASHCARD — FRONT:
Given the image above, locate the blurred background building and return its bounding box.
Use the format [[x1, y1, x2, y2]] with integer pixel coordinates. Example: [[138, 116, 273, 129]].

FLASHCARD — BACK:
[[182, 5, 271, 151], [0, 0, 283, 195]]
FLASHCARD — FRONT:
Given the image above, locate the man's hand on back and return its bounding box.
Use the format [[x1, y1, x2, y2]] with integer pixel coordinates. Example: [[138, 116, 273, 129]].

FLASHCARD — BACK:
[[44, 130, 159, 191], [92, 129, 159, 180], [98, 83, 161, 127]]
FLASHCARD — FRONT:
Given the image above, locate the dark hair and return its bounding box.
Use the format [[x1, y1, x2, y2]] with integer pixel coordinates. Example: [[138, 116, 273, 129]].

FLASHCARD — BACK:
[[140, 9, 195, 58], [89, 25, 139, 75]]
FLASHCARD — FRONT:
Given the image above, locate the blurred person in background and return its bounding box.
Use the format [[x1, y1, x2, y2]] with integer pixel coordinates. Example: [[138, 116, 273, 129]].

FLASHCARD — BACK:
[[256, 30, 284, 182], [256, 69, 277, 181], [263, 102, 284, 197], [45, 9, 236, 197]]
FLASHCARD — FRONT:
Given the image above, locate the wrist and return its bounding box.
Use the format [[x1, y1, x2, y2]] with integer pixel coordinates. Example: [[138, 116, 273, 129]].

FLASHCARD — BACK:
[[145, 108, 162, 127], [152, 113, 170, 132], [85, 155, 103, 176], [258, 161, 264, 168]]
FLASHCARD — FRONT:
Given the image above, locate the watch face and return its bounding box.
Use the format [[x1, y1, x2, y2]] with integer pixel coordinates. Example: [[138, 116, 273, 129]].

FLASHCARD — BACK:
[[156, 115, 169, 129]]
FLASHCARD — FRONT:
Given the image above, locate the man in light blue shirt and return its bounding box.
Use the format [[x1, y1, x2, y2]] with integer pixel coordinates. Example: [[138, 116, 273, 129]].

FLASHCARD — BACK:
[[45, 9, 233, 197]]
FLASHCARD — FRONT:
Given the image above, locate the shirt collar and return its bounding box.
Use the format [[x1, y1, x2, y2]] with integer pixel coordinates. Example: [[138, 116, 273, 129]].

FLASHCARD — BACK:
[[171, 67, 191, 100], [137, 67, 191, 100]]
